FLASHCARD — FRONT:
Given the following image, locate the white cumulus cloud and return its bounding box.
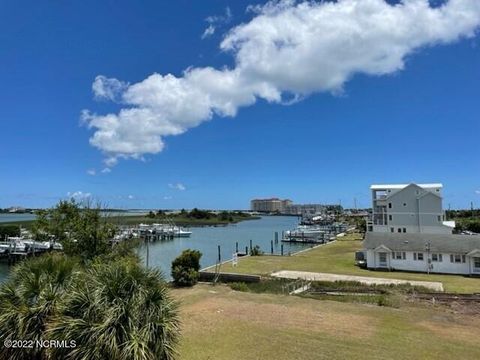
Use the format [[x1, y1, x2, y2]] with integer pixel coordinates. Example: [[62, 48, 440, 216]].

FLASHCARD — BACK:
[[168, 183, 186, 191], [92, 75, 129, 102], [86, 169, 96, 176], [83, 0, 480, 166]]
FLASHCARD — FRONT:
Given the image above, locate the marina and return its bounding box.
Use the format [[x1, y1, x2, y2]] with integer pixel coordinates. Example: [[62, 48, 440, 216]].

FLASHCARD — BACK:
[[136, 216, 311, 280], [282, 223, 351, 243], [0, 236, 63, 265], [0, 214, 351, 281], [0, 216, 310, 282]]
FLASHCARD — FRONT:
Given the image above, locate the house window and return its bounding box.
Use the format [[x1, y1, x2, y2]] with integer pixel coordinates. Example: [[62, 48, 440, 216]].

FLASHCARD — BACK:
[[450, 254, 466, 263], [388, 203, 392, 209], [438, 215, 441, 222], [390, 227, 394, 233], [393, 252, 406, 260], [474, 257, 480, 269], [402, 228, 406, 233], [397, 228, 402, 233], [389, 215, 393, 221], [432, 254, 442, 262], [403, 203, 407, 207], [414, 252, 424, 261]]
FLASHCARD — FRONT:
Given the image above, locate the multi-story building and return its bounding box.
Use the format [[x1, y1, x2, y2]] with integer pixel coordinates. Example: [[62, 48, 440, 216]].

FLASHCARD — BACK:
[[367, 183, 455, 234], [284, 204, 326, 216], [362, 183, 480, 275], [250, 198, 292, 213]]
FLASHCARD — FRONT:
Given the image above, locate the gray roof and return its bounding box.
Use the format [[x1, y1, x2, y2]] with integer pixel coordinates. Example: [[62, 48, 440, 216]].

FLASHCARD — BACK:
[[364, 232, 480, 253]]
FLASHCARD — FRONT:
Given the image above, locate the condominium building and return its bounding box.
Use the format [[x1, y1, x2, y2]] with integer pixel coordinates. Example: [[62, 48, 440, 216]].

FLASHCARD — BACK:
[[284, 204, 325, 216], [367, 183, 455, 234], [250, 198, 292, 213]]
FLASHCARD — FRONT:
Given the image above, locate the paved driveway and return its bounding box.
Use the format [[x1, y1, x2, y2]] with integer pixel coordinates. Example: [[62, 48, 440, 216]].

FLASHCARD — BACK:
[[271, 270, 444, 292]]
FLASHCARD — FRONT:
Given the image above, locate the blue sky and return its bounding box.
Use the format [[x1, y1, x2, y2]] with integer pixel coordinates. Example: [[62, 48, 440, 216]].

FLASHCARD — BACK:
[[0, 0, 479, 210]]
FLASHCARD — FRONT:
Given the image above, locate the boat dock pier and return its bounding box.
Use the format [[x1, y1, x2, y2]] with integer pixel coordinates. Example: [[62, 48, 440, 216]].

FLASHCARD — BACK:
[[0, 238, 62, 265], [282, 223, 352, 244]]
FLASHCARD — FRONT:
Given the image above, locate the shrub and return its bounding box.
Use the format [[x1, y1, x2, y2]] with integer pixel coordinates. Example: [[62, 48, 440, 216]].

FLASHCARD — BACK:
[[229, 282, 249, 292], [250, 245, 263, 256], [171, 249, 202, 287]]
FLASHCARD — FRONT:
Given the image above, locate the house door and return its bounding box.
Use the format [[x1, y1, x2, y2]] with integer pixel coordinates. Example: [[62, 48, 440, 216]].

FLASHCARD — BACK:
[[379, 252, 388, 268], [473, 257, 480, 274]]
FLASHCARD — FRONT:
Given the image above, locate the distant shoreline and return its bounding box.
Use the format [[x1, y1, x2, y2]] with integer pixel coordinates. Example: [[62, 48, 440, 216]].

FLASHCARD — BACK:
[[0, 213, 262, 228]]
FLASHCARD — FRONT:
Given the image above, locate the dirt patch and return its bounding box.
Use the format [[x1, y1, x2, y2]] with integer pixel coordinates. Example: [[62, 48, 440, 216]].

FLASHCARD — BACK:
[[179, 289, 377, 339]]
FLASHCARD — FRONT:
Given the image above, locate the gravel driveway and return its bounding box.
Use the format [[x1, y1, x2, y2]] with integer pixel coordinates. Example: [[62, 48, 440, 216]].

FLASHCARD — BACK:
[[271, 270, 444, 292]]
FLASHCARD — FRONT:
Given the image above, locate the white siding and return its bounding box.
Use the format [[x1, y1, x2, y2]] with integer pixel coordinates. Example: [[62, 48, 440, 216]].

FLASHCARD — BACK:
[[367, 250, 472, 275]]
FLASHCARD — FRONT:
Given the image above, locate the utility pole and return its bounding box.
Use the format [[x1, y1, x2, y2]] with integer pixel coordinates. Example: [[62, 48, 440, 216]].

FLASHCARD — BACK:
[[425, 242, 431, 274]]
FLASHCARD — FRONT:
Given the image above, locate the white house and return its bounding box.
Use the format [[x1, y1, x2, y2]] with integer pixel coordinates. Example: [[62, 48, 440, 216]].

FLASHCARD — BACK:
[[367, 183, 454, 234], [364, 232, 480, 275]]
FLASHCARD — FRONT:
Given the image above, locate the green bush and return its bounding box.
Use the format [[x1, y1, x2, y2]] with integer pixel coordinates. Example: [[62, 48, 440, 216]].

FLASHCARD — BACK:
[[171, 249, 202, 287], [250, 245, 263, 256], [229, 282, 249, 292]]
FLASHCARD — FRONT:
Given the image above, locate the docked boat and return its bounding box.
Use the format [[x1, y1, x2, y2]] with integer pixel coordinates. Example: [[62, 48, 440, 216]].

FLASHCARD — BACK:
[[150, 223, 192, 237]]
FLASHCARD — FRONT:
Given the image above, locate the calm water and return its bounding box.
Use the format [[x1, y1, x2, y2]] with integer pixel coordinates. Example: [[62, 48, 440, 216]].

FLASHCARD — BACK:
[[0, 213, 37, 223], [137, 216, 309, 280], [0, 216, 309, 282]]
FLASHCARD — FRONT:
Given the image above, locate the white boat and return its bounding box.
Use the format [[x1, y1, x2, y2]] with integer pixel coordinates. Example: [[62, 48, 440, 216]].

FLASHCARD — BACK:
[[22, 239, 51, 251], [0, 244, 9, 254], [139, 223, 192, 237], [175, 229, 192, 237]]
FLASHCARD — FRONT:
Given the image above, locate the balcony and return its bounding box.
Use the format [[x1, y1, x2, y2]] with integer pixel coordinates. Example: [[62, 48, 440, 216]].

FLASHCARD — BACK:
[[368, 214, 387, 226]]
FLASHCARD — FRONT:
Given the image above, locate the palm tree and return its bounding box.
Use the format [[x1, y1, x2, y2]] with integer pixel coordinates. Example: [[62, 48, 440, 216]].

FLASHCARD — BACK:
[[48, 258, 180, 360], [0, 253, 79, 360]]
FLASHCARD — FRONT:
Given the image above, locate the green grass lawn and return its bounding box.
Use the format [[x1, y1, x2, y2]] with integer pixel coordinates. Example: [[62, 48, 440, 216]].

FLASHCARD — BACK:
[[211, 233, 480, 293], [174, 284, 480, 360]]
